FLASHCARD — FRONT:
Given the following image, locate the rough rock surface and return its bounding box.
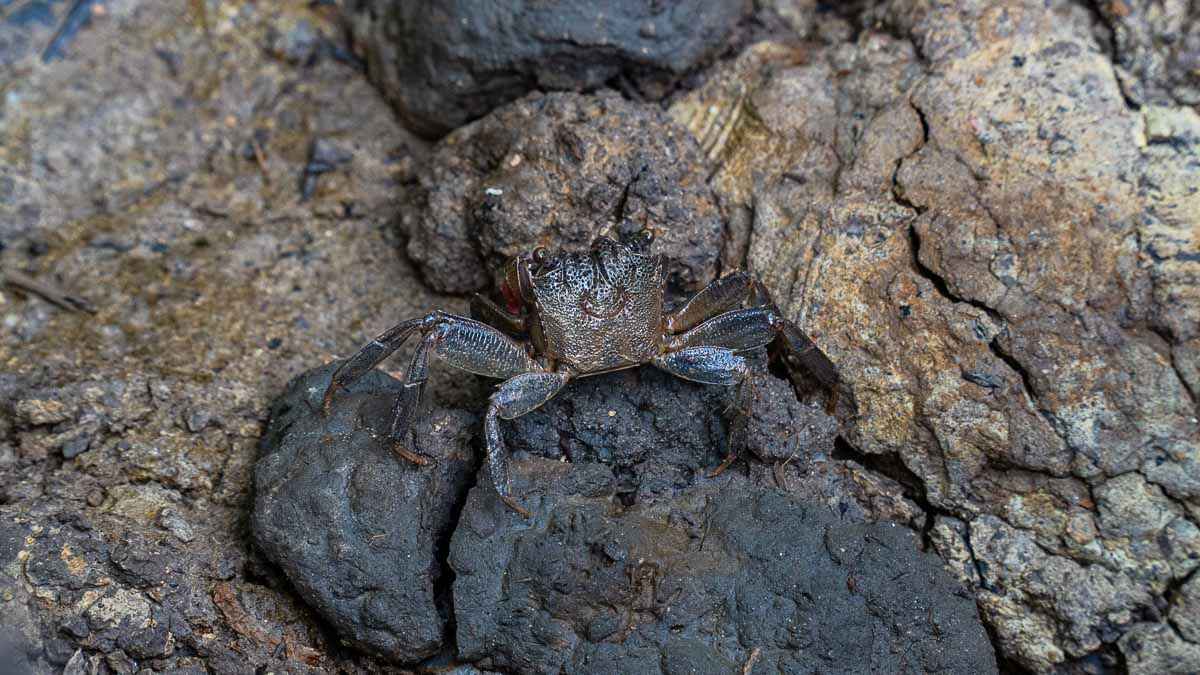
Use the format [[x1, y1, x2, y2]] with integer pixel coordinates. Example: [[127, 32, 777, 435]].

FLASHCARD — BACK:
[[255, 358, 993, 672], [0, 1, 449, 672], [502, 360, 921, 527], [451, 475, 995, 675], [253, 363, 477, 662], [345, 0, 754, 136], [3, 0, 1198, 672], [1092, 0, 1200, 106], [407, 92, 724, 294], [665, 1, 1200, 671]]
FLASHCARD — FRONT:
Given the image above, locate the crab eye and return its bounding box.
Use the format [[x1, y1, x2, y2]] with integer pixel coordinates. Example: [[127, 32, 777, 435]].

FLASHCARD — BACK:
[[533, 247, 548, 264], [638, 228, 655, 245]]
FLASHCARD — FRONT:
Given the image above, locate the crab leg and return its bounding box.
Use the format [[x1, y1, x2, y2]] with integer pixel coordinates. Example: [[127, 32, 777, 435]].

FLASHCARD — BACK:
[[664, 271, 772, 333], [653, 346, 756, 477], [666, 308, 838, 388], [652, 346, 748, 385], [484, 371, 571, 517], [323, 311, 539, 465], [660, 307, 838, 476], [323, 316, 429, 415], [386, 338, 432, 465]]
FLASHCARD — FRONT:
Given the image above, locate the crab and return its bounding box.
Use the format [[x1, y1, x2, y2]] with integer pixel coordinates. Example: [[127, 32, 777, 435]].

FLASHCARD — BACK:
[[322, 229, 838, 516]]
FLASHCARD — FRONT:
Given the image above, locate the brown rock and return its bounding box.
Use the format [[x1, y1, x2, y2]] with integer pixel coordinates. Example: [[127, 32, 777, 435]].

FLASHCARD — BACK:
[[408, 92, 723, 294], [667, 1, 1199, 669]]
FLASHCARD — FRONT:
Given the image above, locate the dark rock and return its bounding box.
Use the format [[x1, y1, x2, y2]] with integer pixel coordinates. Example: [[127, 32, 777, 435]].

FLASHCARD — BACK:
[[503, 358, 838, 500], [252, 362, 479, 663], [450, 463, 998, 674], [346, 0, 754, 136], [409, 92, 722, 294], [250, 352, 951, 668]]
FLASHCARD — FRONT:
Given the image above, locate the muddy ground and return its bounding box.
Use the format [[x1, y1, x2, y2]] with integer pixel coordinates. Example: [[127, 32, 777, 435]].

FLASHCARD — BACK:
[[1, 1, 1197, 674]]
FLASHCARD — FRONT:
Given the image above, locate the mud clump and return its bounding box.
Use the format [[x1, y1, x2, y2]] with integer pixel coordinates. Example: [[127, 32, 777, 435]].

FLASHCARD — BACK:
[[407, 91, 723, 295], [451, 482, 996, 675], [254, 359, 996, 671], [252, 363, 478, 663], [346, 0, 754, 136]]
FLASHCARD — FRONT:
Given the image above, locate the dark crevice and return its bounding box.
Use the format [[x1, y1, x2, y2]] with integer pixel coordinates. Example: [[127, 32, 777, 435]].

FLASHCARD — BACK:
[[1147, 323, 1197, 406], [958, 525, 998, 596], [1163, 566, 1198, 641], [889, 99, 929, 214], [1080, 0, 1142, 111], [831, 436, 944, 548], [1056, 642, 1128, 675], [611, 163, 647, 225], [906, 224, 1000, 321], [1156, 557, 1195, 605], [988, 338, 1040, 406], [430, 461, 478, 661], [905, 218, 1047, 414], [833, 436, 927, 505]]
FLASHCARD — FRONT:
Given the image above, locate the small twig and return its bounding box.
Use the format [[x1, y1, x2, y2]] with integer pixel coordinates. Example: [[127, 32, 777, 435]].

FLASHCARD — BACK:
[[2, 268, 95, 313], [250, 136, 271, 185]]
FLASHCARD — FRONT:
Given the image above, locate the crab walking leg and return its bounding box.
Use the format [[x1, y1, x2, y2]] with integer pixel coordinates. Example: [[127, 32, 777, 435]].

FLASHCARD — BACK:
[[664, 272, 773, 334], [386, 338, 432, 465], [484, 371, 571, 517], [666, 308, 838, 388], [652, 346, 754, 476], [382, 313, 540, 464], [652, 346, 748, 385], [324, 310, 542, 466], [323, 316, 428, 415]]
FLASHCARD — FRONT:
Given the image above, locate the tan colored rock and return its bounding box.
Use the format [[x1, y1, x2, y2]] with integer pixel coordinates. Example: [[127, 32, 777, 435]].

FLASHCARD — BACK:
[[669, 0, 1199, 670]]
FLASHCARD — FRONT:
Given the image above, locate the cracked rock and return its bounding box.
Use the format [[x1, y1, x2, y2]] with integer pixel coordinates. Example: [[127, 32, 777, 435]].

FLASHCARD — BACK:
[[1092, 0, 1200, 107], [252, 362, 478, 663], [346, 0, 754, 136], [1173, 574, 1200, 643], [407, 91, 723, 295], [665, 1, 1200, 669]]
